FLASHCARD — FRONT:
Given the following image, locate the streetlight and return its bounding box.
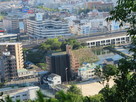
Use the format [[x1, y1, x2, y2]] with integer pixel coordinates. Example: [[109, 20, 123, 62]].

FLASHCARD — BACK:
[[65, 68, 68, 84]]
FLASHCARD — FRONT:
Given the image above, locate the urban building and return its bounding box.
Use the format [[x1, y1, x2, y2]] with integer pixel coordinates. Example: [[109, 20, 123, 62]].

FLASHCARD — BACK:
[[43, 73, 61, 88], [46, 54, 71, 82], [78, 63, 97, 81], [3, 16, 20, 33], [0, 86, 39, 102], [3, 12, 26, 34], [26, 13, 71, 38], [103, 58, 118, 66], [0, 43, 24, 69], [86, 34, 131, 47], [0, 33, 18, 42], [0, 43, 24, 82], [79, 25, 90, 35], [46, 45, 80, 82], [87, 1, 113, 10], [0, 51, 17, 82], [66, 45, 80, 72]]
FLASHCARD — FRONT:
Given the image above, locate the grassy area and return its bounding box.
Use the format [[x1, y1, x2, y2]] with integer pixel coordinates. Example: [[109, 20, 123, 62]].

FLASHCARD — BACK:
[[72, 48, 99, 65], [0, 15, 4, 20], [37, 6, 59, 12]]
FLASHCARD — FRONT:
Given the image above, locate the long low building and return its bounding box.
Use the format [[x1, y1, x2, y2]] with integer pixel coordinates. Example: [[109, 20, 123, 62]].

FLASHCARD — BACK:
[[0, 34, 18, 42], [78, 32, 131, 48], [0, 86, 39, 102], [85, 33, 131, 48]]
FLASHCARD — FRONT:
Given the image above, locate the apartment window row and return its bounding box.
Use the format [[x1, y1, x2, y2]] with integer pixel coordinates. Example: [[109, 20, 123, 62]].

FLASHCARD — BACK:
[[88, 37, 130, 46]]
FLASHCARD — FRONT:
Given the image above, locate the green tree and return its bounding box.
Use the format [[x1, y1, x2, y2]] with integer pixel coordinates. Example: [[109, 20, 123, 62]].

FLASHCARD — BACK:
[[5, 95, 13, 102], [105, 0, 136, 101], [0, 83, 4, 88], [67, 85, 82, 95], [99, 85, 116, 102], [55, 91, 83, 102], [46, 98, 59, 102], [94, 64, 117, 86], [36, 90, 45, 102], [89, 94, 104, 102], [37, 63, 46, 70], [40, 38, 62, 51]]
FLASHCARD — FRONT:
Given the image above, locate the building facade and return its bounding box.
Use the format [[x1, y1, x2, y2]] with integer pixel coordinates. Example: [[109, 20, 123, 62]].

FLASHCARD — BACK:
[[46, 45, 80, 82], [86, 35, 130, 48], [46, 54, 71, 82], [78, 63, 97, 81], [3, 16, 20, 33], [43, 73, 61, 88], [0, 86, 39, 102], [0, 51, 18, 82], [0, 43, 24, 82], [26, 13, 71, 38]]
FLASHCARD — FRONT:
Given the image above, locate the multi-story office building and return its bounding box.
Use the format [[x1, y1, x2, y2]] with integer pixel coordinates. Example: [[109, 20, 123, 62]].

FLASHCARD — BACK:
[[3, 16, 20, 33], [0, 43, 24, 81], [26, 13, 71, 38]]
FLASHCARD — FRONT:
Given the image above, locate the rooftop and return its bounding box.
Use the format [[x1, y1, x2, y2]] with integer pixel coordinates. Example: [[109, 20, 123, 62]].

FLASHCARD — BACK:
[[78, 63, 97, 71], [51, 52, 66, 56], [48, 73, 60, 78], [0, 42, 22, 45], [105, 58, 114, 62]]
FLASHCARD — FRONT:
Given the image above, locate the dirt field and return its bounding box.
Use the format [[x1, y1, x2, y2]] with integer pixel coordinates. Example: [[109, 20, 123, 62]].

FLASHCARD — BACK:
[[77, 79, 114, 96]]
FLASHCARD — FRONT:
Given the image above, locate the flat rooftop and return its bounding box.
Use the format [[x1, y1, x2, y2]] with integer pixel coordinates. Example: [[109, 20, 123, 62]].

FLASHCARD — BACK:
[[0, 42, 22, 45], [52, 52, 66, 56]]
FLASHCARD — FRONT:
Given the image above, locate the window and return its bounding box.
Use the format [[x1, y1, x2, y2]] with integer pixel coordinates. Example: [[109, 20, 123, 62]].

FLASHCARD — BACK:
[[16, 95, 20, 98], [11, 96, 14, 98], [121, 37, 125, 40], [23, 94, 27, 96]]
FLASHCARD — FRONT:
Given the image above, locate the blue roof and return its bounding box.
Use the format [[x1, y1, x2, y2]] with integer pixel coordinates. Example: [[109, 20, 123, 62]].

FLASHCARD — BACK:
[[105, 58, 114, 62]]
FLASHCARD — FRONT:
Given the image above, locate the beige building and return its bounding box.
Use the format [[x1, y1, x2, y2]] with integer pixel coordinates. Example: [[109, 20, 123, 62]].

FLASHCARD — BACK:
[[0, 42, 24, 69], [0, 43, 24, 82]]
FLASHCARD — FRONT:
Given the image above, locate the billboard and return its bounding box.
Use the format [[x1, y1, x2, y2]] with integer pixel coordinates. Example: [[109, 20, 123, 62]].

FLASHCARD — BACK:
[[27, 10, 34, 14], [36, 13, 43, 21], [22, 7, 29, 13]]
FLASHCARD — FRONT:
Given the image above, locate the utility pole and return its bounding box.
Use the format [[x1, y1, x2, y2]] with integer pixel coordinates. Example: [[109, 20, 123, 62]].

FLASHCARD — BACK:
[[65, 68, 68, 84]]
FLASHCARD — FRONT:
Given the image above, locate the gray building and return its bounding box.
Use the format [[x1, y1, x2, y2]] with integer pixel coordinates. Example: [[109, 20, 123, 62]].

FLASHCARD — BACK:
[[26, 13, 71, 38], [0, 51, 17, 82], [3, 17, 19, 33]]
